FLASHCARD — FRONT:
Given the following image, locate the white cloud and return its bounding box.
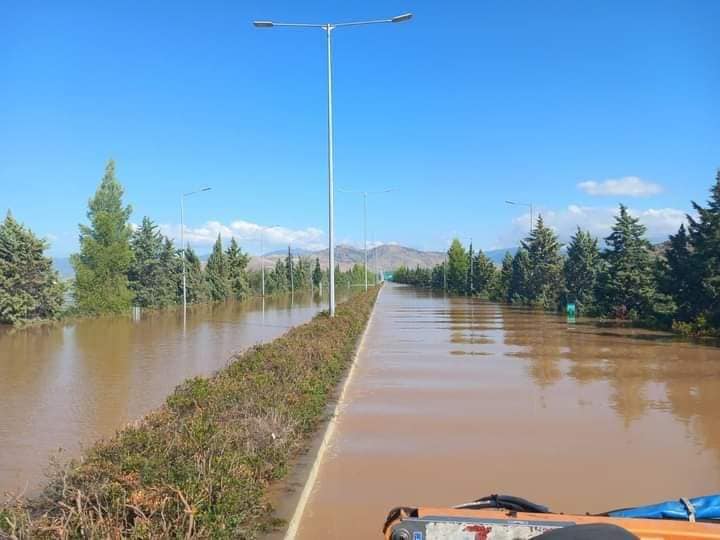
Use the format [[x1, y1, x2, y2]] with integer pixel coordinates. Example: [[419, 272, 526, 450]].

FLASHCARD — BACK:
[[578, 176, 662, 197], [160, 220, 325, 252], [498, 205, 687, 247]]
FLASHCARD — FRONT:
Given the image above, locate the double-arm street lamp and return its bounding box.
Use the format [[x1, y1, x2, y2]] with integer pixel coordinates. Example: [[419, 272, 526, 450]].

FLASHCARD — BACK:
[[181, 187, 211, 314], [340, 188, 394, 291], [505, 200, 534, 233], [253, 13, 412, 316]]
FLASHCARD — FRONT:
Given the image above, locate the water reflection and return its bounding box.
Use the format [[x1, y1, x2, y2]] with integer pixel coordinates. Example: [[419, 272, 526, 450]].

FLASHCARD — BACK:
[[0, 291, 340, 495], [295, 284, 720, 539]]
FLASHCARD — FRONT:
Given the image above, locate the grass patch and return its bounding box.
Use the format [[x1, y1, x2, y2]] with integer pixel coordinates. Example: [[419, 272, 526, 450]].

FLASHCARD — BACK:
[[0, 287, 380, 539]]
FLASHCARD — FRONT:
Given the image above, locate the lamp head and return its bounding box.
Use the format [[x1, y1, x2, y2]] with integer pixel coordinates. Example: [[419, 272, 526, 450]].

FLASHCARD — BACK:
[[253, 20, 274, 28], [391, 13, 413, 23]]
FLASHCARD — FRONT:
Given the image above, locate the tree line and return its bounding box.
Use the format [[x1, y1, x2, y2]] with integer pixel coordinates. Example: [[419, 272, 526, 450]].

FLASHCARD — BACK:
[[0, 160, 373, 324], [394, 170, 720, 335]]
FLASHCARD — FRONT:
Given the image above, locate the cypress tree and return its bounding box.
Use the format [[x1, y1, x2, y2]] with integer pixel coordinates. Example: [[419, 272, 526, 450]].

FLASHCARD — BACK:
[[467, 241, 474, 295], [564, 227, 601, 312], [312, 257, 323, 289], [205, 234, 230, 301], [71, 160, 134, 314], [598, 204, 657, 319], [523, 215, 563, 308], [0, 212, 65, 324], [226, 238, 250, 300]]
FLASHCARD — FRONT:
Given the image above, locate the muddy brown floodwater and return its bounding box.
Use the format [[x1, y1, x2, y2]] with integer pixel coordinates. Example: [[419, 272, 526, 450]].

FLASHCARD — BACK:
[[296, 283, 720, 539], [0, 291, 345, 496]]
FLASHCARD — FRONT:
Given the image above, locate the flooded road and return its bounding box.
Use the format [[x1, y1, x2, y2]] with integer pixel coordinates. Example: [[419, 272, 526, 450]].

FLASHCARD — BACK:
[[0, 292, 338, 496], [297, 283, 720, 539]]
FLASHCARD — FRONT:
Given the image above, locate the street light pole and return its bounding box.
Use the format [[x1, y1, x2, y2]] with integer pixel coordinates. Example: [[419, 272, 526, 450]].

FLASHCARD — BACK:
[[505, 200, 534, 233], [340, 188, 394, 291], [181, 187, 211, 315], [254, 13, 412, 315]]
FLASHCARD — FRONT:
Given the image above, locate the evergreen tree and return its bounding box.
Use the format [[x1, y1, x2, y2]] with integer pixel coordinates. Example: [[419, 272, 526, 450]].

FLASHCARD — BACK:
[[271, 259, 288, 293], [183, 246, 208, 304], [597, 205, 657, 319], [159, 236, 182, 306], [564, 227, 600, 312], [491, 251, 514, 301], [312, 257, 323, 289], [71, 160, 134, 314], [473, 249, 497, 295], [205, 234, 230, 301], [128, 217, 167, 308], [466, 242, 474, 295], [226, 237, 250, 300], [285, 246, 294, 291], [685, 170, 720, 327], [522, 215, 563, 308], [508, 248, 531, 303], [659, 224, 693, 321], [446, 238, 468, 294], [0, 212, 65, 324]]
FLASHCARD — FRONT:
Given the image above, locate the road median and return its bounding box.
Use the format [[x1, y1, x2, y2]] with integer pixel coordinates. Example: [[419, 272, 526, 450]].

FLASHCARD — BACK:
[[0, 286, 380, 539]]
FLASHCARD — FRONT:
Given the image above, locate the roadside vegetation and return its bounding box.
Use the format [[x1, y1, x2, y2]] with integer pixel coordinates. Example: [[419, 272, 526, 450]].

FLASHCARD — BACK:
[[394, 170, 720, 336], [0, 286, 379, 539], [0, 159, 375, 325]]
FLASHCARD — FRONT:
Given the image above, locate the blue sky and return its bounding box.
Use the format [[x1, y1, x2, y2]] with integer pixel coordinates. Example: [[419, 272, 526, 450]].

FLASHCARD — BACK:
[[2, 0, 719, 256]]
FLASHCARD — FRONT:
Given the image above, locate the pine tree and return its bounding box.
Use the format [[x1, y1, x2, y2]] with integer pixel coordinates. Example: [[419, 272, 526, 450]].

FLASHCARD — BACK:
[[71, 160, 134, 314], [312, 257, 323, 289], [183, 246, 208, 304], [491, 251, 514, 301], [466, 242, 474, 295], [446, 238, 468, 294], [685, 170, 720, 327], [205, 234, 230, 301], [0, 212, 65, 324], [473, 249, 497, 295], [128, 217, 165, 308], [522, 215, 563, 308], [598, 205, 657, 319], [226, 238, 250, 300], [509, 248, 531, 303], [659, 224, 693, 321], [158, 236, 182, 307], [564, 227, 600, 312], [285, 246, 294, 292]]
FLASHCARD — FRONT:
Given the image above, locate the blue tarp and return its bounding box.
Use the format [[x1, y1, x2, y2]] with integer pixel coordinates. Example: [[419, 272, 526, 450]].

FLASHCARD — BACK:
[[609, 494, 720, 521]]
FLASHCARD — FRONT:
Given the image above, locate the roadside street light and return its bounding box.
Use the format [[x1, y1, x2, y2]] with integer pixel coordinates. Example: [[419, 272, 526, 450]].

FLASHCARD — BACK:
[[181, 187, 211, 316], [253, 13, 412, 315], [505, 200, 534, 233], [258, 224, 280, 297], [340, 188, 394, 291]]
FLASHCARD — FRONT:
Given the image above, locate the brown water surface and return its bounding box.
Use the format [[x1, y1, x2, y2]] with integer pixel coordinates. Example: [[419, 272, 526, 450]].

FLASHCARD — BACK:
[[0, 292, 338, 496], [297, 283, 720, 539]]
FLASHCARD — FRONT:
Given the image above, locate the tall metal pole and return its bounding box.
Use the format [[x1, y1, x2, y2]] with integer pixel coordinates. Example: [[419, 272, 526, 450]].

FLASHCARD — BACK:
[[253, 13, 412, 314], [363, 192, 368, 291], [326, 25, 336, 316], [181, 195, 186, 313], [261, 229, 265, 297]]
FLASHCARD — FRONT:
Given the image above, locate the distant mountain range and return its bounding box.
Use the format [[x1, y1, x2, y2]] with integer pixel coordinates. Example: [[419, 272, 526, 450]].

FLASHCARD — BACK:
[[52, 245, 519, 278]]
